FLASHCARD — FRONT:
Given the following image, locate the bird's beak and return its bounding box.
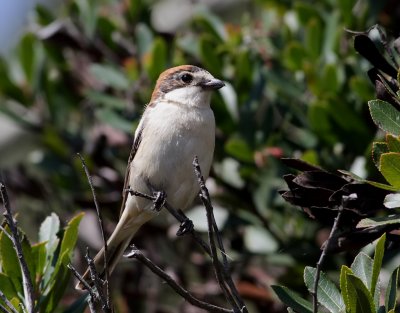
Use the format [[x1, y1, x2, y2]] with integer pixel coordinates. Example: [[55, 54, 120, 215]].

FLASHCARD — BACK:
[[200, 79, 225, 90]]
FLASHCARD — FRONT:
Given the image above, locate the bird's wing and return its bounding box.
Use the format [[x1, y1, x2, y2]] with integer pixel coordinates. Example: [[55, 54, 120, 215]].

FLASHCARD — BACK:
[[119, 119, 145, 218]]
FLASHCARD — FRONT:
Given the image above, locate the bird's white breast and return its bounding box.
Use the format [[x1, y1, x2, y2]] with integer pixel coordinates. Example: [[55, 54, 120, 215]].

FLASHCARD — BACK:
[[129, 100, 215, 211]]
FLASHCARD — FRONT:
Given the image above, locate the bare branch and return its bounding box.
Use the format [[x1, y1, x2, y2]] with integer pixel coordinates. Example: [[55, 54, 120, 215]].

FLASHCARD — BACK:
[[311, 195, 349, 313], [0, 183, 34, 313], [125, 246, 233, 313], [77, 153, 111, 310], [68, 263, 97, 300], [193, 157, 247, 313]]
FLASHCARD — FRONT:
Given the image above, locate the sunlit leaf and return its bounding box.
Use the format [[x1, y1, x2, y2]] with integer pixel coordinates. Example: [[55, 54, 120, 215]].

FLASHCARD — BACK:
[[379, 152, 400, 188], [303, 267, 345, 313]]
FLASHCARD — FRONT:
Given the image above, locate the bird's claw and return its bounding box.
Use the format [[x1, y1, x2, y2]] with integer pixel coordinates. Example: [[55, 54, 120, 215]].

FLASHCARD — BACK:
[[176, 218, 194, 236], [152, 191, 166, 212]]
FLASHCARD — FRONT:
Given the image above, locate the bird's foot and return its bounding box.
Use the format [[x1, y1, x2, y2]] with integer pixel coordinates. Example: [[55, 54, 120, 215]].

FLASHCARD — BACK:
[[152, 190, 166, 212], [176, 217, 194, 236]]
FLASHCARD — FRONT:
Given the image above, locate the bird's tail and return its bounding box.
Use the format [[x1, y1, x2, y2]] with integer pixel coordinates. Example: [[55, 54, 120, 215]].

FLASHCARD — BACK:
[[75, 219, 139, 290]]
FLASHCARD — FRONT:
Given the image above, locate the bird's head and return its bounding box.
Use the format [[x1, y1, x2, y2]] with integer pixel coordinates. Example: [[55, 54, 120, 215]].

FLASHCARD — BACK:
[[150, 65, 225, 108]]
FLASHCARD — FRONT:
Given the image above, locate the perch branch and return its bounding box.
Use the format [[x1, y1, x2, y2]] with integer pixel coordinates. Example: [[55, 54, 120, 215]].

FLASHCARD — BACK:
[[193, 157, 247, 313], [125, 246, 233, 313]]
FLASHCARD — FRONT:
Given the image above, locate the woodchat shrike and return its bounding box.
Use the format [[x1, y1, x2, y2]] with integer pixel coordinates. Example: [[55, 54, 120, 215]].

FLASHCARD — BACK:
[[77, 65, 224, 289]]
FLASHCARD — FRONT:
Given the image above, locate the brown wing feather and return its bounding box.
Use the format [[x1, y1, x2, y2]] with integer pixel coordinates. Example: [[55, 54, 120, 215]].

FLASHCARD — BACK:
[[119, 125, 144, 218]]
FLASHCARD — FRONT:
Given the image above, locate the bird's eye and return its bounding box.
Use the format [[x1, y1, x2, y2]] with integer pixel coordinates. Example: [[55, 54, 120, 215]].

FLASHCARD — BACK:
[[181, 73, 193, 84]]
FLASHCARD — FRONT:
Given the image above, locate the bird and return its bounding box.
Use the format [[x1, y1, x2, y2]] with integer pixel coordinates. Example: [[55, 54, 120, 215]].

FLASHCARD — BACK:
[[76, 65, 224, 289]]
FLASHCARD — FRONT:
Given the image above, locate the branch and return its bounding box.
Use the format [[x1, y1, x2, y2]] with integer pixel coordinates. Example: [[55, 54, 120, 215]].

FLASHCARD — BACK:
[[311, 195, 349, 313], [77, 153, 111, 311], [125, 246, 233, 313], [67, 263, 98, 313], [0, 183, 34, 313], [193, 157, 247, 313]]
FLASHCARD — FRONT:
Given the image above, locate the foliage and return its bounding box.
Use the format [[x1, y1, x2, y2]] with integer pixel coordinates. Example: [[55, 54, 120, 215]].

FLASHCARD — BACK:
[[273, 234, 399, 313], [0, 213, 83, 313], [0, 0, 399, 312]]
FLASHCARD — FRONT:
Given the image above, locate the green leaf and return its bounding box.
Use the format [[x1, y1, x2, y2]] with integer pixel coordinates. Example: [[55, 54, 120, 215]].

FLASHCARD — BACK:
[[372, 142, 389, 168], [283, 42, 308, 71], [384, 193, 400, 209], [32, 241, 47, 278], [145, 37, 168, 82], [386, 134, 400, 152], [85, 91, 126, 109], [340, 265, 353, 310], [379, 152, 400, 188], [224, 137, 254, 162], [346, 274, 375, 313], [271, 285, 313, 313], [0, 273, 17, 300], [89, 64, 130, 90], [96, 108, 133, 133], [351, 252, 373, 290], [385, 267, 399, 312], [59, 213, 84, 259], [305, 18, 322, 59], [303, 267, 345, 313], [357, 215, 400, 228], [0, 227, 23, 294], [369, 100, 400, 136], [199, 36, 222, 76], [371, 234, 385, 298]]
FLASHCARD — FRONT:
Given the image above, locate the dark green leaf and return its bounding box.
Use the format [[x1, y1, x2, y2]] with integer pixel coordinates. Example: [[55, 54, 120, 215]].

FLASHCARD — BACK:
[[271, 285, 314, 313], [371, 234, 385, 298], [369, 100, 400, 135], [145, 37, 168, 82], [224, 137, 254, 162], [372, 142, 389, 168], [385, 267, 399, 312]]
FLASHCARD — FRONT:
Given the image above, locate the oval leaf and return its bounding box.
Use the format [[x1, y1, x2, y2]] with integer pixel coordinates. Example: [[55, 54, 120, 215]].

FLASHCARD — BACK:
[[369, 100, 400, 135], [379, 152, 400, 189], [304, 266, 345, 313]]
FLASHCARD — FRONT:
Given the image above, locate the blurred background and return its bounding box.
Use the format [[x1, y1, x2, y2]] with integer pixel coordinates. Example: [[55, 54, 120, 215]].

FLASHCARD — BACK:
[[0, 0, 399, 312]]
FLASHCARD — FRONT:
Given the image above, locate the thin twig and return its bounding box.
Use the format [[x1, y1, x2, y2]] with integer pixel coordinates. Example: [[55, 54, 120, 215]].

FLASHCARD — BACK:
[[77, 153, 111, 310], [67, 263, 97, 300], [0, 183, 34, 313], [0, 290, 19, 313], [312, 195, 349, 313], [193, 157, 244, 313], [85, 248, 110, 313], [125, 246, 233, 313]]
